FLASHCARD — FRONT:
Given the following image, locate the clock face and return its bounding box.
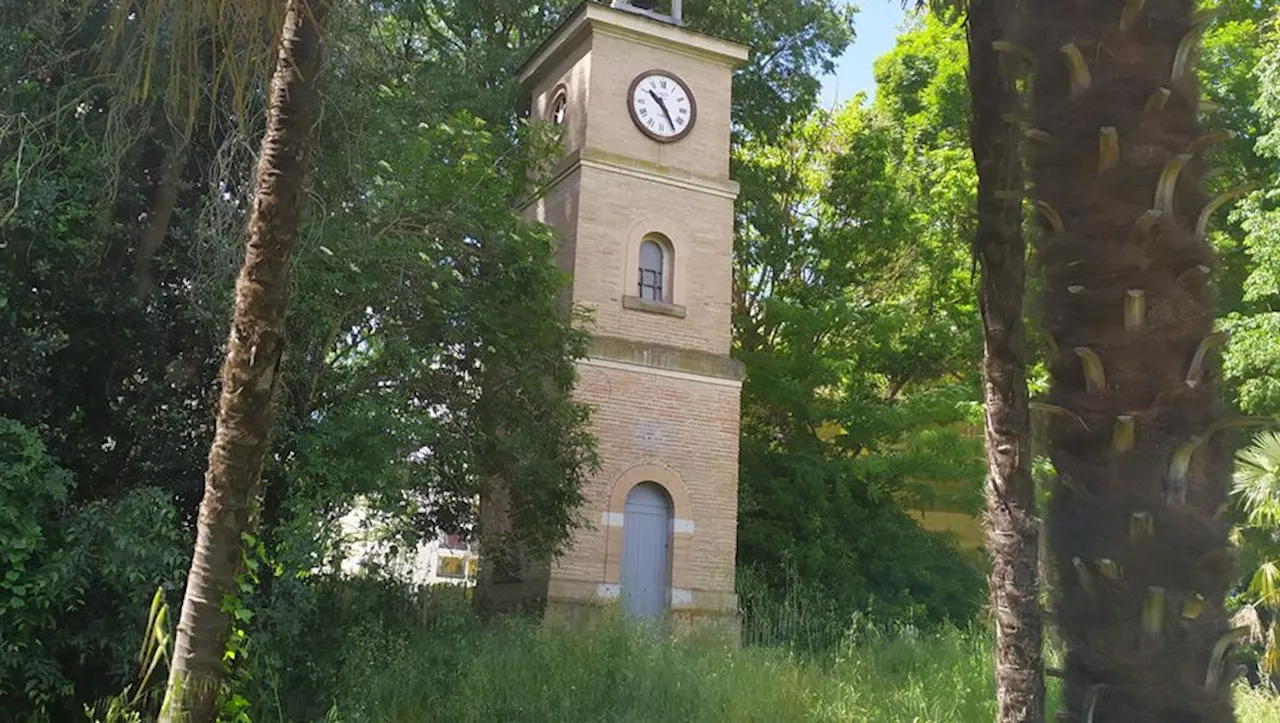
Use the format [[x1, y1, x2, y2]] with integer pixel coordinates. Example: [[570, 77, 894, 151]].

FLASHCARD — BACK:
[[628, 71, 696, 142]]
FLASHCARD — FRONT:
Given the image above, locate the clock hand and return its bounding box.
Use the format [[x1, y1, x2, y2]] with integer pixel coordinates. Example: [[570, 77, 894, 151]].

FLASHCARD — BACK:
[[648, 89, 676, 130]]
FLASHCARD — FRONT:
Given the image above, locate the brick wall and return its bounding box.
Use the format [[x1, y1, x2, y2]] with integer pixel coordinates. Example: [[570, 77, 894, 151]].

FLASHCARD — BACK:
[[515, 2, 748, 620], [553, 360, 741, 605], [584, 31, 735, 179], [572, 163, 734, 354]]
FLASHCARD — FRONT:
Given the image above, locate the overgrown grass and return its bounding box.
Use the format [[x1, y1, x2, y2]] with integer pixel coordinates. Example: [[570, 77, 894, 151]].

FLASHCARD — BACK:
[[1241, 687, 1280, 723], [327, 604, 1278, 722]]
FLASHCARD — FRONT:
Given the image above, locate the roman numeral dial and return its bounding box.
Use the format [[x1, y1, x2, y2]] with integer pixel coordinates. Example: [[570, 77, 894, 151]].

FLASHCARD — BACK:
[[627, 70, 697, 143]]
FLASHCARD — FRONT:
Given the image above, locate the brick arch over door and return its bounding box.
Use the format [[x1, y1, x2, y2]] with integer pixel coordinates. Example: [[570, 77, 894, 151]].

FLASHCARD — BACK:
[[603, 462, 694, 591]]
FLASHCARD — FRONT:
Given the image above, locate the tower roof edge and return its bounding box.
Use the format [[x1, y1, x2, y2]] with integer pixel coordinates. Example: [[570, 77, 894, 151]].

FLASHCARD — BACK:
[[517, 2, 750, 89]]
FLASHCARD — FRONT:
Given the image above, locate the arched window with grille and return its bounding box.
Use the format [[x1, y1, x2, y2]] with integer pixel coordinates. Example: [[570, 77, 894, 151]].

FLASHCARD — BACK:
[[638, 238, 666, 302]]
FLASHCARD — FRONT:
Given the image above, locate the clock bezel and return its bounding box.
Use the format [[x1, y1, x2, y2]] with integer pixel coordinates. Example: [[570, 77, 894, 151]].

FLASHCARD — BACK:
[[626, 69, 698, 143]]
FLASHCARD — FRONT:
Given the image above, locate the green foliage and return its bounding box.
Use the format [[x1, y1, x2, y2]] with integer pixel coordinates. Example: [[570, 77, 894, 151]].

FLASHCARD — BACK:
[[684, 0, 855, 145], [1217, 32, 1280, 682], [2, 1, 596, 716], [1223, 313, 1280, 416], [1198, 0, 1275, 199], [82, 588, 174, 723], [0, 419, 188, 720], [1237, 686, 1280, 723], [1232, 430, 1280, 677], [1219, 6, 1280, 416], [871, 14, 969, 150], [738, 442, 984, 637], [0, 1, 224, 516], [58, 487, 189, 681], [0, 418, 76, 713], [1212, 4, 1280, 686], [730, 13, 985, 636], [204, 576, 477, 722], [294, 586, 1273, 722], [1235, 431, 1280, 531], [331, 601, 1004, 722]]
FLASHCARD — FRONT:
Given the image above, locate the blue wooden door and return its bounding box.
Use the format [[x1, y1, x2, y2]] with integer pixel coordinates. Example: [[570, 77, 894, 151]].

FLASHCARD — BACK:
[[620, 482, 672, 618]]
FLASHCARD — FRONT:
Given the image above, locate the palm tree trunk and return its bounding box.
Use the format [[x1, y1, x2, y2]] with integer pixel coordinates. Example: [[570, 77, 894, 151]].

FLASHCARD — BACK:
[[160, 1, 327, 720], [967, 1, 1044, 720], [1023, 2, 1236, 720]]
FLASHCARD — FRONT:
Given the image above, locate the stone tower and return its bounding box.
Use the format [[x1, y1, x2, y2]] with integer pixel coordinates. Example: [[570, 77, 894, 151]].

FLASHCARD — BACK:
[[507, 1, 748, 630]]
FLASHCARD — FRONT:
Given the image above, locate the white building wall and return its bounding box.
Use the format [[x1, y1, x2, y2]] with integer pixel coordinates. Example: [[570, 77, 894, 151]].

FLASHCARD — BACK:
[[335, 500, 478, 588]]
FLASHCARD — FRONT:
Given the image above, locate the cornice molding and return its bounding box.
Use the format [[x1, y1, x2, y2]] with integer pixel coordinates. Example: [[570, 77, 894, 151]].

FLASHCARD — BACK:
[[519, 146, 740, 211], [518, 2, 749, 88], [581, 334, 745, 386]]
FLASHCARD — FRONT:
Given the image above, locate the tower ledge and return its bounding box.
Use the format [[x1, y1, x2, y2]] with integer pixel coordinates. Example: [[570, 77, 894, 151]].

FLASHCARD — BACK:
[[518, 2, 749, 88]]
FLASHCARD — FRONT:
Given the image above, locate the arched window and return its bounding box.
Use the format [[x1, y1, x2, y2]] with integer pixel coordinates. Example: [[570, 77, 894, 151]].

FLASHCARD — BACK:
[[549, 87, 568, 126], [638, 239, 666, 302]]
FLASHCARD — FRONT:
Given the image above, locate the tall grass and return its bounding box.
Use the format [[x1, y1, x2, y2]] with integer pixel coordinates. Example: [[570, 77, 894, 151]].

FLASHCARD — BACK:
[[74, 580, 1280, 721], [331, 615, 997, 722], [1240, 687, 1280, 723], [326, 595, 1279, 723]]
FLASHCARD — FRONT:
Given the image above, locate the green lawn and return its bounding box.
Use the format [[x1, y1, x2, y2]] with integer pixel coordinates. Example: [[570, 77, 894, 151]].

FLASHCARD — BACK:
[[328, 611, 1280, 722]]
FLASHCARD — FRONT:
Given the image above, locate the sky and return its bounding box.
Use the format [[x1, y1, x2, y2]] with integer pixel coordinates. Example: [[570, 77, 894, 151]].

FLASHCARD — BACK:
[[818, 1, 911, 109]]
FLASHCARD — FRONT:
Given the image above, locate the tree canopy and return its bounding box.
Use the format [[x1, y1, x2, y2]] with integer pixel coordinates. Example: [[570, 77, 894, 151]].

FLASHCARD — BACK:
[[2, 0, 1279, 719]]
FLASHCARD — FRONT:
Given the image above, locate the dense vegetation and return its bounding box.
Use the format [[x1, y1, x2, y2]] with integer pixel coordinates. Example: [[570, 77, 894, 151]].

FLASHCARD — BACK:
[[164, 586, 1280, 723], [306, 596, 1280, 723], [2, 0, 1279, 720]]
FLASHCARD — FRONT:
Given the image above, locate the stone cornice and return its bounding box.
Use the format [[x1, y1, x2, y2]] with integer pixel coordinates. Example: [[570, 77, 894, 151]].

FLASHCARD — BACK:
[[518, 2, 749, 88], [519, 146, 740, 211], [583, 335, 745, 385]]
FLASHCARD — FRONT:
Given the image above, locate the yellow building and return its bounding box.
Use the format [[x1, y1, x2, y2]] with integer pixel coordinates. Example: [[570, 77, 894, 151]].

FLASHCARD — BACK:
[[815, 418, 986, 555]]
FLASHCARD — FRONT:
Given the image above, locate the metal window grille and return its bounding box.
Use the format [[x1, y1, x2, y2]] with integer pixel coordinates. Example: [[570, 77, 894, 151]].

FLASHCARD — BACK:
[[638, 240, 665, 302]]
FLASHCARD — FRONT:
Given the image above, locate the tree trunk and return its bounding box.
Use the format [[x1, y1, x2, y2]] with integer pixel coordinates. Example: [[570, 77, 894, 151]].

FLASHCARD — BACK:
[[1023, 2, 1236, 720], [473, 475, 521, 619], [134, 143, 188, 298], [967, 1, 1044, 721], [160, 1, 327, 720]]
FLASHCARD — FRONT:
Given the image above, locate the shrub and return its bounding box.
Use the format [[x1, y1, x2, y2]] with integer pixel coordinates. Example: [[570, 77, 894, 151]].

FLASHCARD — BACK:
[[0, 418, 189, 720], [1, 417, 77, 713], [736, 445, 987, 651]]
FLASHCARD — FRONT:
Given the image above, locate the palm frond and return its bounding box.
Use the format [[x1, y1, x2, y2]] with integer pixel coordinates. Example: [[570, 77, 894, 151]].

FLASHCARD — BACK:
[[1248, 560, 1280, 607], [1231, 604, 1266, 646], [89, 0, 293, 131], [1233, 430, 1280, 529]]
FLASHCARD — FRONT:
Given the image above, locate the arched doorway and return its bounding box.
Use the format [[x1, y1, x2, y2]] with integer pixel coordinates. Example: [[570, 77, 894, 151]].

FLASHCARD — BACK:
[[620, 482, 672, 619]]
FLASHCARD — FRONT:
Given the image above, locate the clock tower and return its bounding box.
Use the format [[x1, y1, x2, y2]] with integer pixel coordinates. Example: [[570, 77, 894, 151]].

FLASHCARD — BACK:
[[497, 1, 748, 630]]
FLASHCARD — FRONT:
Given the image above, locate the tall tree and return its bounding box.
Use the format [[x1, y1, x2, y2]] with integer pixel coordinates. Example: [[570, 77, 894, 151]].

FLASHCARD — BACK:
[[894, 4, 1045, 715], [161, 1, 328, 719], [1219, 1, 1280, 420], [732, 104, 987, 641], [1221, 7, 1280, 688], [2, 2, 600, 713], [1020, 2, 1249, 719], [965, 0, 1044, 720], [729, 12, 991, 638]]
